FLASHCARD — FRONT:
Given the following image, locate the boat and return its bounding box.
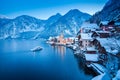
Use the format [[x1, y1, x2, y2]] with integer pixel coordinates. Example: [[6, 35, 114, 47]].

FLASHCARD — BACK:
[[31, 46, 43, 52]]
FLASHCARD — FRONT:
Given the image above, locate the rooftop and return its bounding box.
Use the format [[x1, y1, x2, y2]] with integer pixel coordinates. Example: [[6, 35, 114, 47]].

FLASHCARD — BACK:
[[86, 47, 96, 51], [100, 21, 109, 25], [81, 33, 93, 40], [81, 22, 99, 29], [95, 31, 110, 33], [97, 38, 120, 55], [84, 54, 99, 62]]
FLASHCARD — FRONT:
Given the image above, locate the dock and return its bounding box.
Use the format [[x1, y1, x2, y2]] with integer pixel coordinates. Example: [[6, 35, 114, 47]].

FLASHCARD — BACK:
[[90, 63, 107, 75]]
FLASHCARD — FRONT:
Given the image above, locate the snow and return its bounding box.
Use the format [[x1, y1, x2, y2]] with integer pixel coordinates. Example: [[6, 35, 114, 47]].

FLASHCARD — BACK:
[[81, 33, 93, 40], [95, 31, 110, 33], [111, 50, 119, 55], [113, 70, 120, 80], [92, 73, 110, 80], [100, 21, 109, 25], [81, 22, 99, 29], [69, 37, 74, 40], [84, 54, 99, 62], [91, 63, 108, 74], [32, 33, 41, 39], [48, 36, 53, 40], [65, 30, 72, 35], [116, 70, 120, 79], [86, 47, 96, 51], [97, 38, 120, 55], [75, 37, 78, 42], [0, 14, 8, 19]]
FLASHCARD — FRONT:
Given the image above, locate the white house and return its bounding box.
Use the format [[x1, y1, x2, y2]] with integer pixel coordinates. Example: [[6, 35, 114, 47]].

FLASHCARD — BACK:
[[80, 33, 93, 49]]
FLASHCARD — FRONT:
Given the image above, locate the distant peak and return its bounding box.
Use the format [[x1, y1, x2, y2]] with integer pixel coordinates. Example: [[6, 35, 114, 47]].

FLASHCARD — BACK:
[[16, 15, 32, 18], [66, 9, 82, 15], [56, 13, 62, 16], [47, 13, 62, 20], [69, 9, 81, 12], [15, 15, 37, 20], [53, 13, 62, 17], [0, 14, 8, 19]]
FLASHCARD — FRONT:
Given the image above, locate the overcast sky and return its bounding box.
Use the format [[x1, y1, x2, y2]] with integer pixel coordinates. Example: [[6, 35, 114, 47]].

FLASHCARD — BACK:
[[0, 0, 108, 19]]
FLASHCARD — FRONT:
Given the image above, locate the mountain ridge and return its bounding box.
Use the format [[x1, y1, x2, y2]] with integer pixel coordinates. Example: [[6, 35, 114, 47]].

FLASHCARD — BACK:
[[0, 9, 91, 39], [90, 0, 120, 23]]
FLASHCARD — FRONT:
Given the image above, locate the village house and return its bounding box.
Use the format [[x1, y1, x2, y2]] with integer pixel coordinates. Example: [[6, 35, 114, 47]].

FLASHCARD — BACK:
[[57, 33, 74, 45], [115, 22, 120, 32], [82, 47, 99, 67], [92, 37, 120, 63], [92, 31, 110, 38], [99, 21, 109, 31], [96, 38, 119, 55], [66, 37, 74, 44], [58, 33, 65, 45], [99, 21, 116, 32], [80, 22, 99, 33], [79, 33, 94, 49]]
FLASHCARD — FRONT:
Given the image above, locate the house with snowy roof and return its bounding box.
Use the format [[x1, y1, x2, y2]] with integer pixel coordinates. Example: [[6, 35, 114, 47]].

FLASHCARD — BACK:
[[99, 21, 116, 32], [97, 38, 120, 55], [93, 37, 120, 56], [115, 22, 120, 32], [80, 22, 99, 33], [82, 46, 99, 67], [79, 33, 94, 49], [92, 30, 110, 38]]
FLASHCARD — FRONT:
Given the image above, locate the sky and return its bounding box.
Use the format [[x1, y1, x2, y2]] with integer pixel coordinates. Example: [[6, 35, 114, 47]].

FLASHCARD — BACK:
[[0, 0, 108, 19]]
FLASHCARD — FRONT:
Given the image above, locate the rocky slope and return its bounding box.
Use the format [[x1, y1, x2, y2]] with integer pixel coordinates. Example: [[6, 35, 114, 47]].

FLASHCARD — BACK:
[[90, 0, 120, 23]]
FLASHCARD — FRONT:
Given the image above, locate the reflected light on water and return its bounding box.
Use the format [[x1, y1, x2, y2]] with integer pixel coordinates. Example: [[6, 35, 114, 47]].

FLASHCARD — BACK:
[[11, 40, 17, 52], [52, 45, 66, 60]]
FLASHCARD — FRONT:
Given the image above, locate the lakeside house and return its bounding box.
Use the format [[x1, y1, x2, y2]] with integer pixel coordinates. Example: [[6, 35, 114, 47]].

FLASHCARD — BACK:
[[115, 22, 120, 33], [75, 21, 120, 79], [79, 33, 93, 49], [83, 47, 99, 67], [48, 33, 74, 45], [99, 21, 115, 31], [99, 20, 120, 33], [92, 30, 110, 38]]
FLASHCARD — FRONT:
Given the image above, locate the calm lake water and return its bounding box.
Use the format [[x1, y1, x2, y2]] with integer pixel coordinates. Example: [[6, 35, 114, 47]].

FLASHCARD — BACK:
[[0, 39, 93, 80]]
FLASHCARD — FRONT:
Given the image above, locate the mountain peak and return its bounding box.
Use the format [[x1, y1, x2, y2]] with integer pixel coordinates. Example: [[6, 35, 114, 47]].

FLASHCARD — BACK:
[[0, 9, 91, 39], [68, 9, 81, 14], [15, 15, 44, 21], [65, 9, 90, 16], [15, 15, 35, 19], [55, 13, 62, 16], [47, 13, 62, 21], [69, 9, 80, 12], [0, 14, 8, 19]]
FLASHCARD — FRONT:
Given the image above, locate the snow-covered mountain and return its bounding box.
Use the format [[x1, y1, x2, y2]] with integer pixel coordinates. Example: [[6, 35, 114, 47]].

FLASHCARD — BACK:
[[41, 9, 91, 38], [44, 13, 62, 28], [0, 9, 91, 39], [0, 15, 46, 39], [90, 0, 120, 23], [0, 14, 8, 19]]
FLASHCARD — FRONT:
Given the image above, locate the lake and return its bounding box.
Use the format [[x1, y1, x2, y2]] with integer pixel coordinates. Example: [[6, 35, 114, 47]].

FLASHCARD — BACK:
[[0, 39, 93, 80]]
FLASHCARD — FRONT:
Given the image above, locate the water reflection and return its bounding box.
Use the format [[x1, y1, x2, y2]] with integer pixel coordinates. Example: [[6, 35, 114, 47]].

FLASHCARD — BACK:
[[74, 55, 97, 77], [0, 40, 94, 80], [51, 45, 66, 60]]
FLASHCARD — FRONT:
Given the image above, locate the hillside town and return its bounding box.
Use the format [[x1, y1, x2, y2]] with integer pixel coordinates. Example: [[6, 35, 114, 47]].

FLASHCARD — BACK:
[[1, 0, 120, 80], [47, 21, 120, 80]]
